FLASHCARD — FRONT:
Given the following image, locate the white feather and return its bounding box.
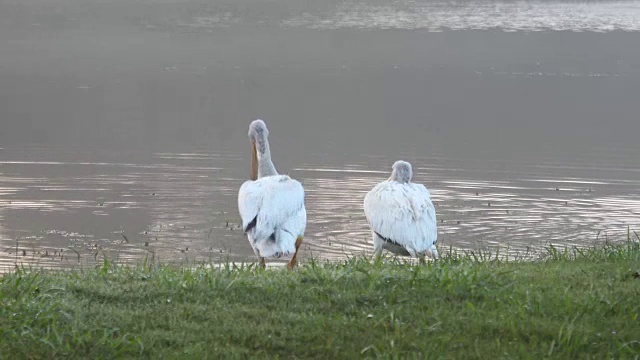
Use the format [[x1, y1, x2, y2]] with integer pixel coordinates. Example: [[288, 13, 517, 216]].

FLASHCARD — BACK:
[[364, 178, 438, 258], [238, 174, 306, 259]]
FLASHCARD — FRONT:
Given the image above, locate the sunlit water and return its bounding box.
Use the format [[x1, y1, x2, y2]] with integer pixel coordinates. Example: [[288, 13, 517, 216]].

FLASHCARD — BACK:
[[173, 0, 640, 32]]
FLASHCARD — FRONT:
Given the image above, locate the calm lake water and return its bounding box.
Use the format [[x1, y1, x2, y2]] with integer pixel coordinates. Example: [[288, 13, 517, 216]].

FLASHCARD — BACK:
[[2, 0, 640, 271]]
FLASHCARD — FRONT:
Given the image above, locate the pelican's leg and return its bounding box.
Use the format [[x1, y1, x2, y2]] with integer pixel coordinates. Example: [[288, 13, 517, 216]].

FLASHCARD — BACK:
[[373, 245, 383, 259], [287, 236, 303, 270], [419, 254, 427, 265], [252, 246, 266, 270], [406, 249, 421, 265], [372, 231, 384, 260], [427, 245, 439, 260]]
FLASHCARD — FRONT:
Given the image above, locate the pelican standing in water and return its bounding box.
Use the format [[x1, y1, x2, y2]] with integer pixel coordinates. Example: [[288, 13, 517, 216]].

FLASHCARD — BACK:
[[364, 160, 438, 260], [237, 119, 306, 270]]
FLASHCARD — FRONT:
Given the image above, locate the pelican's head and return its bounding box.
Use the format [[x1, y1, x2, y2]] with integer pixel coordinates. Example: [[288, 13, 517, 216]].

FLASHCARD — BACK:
[[248, 119, 269, 180], [390, 160, 413, 184], [248, 119, 269, 142]]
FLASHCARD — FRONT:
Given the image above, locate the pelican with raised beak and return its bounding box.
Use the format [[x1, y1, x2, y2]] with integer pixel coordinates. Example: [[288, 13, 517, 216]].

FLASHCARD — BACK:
[[237, 119, 306, 270]]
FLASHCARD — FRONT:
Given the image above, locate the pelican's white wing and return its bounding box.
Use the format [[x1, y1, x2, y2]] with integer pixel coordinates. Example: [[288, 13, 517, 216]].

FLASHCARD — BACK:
[[238, 175, 306, 258], [364, 181, 437, 256]]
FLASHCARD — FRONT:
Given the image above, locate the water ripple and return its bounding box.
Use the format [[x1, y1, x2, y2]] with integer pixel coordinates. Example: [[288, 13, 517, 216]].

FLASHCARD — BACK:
[[174, 1, 640, 33], [282, 1, 640, 32], [1, 148, 639, 271]]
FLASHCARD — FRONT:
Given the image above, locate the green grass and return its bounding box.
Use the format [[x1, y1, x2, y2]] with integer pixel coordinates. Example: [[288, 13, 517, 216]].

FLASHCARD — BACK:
[[1, 241, 639, 359]]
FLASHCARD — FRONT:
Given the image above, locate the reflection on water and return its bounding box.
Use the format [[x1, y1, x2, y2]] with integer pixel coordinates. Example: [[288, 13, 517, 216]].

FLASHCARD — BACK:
[[173, 0, 640, 32], [1, 146, 639, 271]]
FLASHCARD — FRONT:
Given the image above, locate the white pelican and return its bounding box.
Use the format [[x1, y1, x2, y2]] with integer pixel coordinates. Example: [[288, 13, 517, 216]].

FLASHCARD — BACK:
[[364, 160, 438, 260], [237, 119, 306, 270]]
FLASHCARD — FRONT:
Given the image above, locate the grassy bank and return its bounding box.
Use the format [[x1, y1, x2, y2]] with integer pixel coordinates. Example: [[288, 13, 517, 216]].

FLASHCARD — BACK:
[[1, 242, 639, 359]]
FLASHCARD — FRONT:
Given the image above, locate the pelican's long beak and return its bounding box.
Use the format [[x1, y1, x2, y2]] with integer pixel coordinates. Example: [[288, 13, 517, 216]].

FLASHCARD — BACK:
[[250, 139, 258, 181]]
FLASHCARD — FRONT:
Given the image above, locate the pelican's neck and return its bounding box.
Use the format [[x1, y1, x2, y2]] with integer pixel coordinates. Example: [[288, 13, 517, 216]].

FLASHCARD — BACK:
[[253, 137, 278, 179], [258, 146, 278, 178]]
